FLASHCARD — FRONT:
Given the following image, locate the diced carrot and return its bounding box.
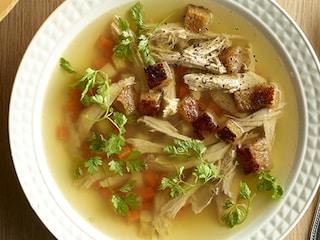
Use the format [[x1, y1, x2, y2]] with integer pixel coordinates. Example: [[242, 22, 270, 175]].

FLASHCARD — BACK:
[[178, 82, 190, 98], [92, 182, 113, 200], [117, 144, 132, 160], [143, 170, 162, 188], [126, 210, 140, 224], [141, 199, 153, 211], [175, 205, 190, 219], [209, 101, 225, 117], [139, 187, 155, 202], [56, 125, 70, 141], [174, 66, 190, 98], [96, 35, 115, 58], [174, 66, 187, 82], [80, 142, 92, 159], [63, 89, 84, 122], [93, 57, 109, 70]]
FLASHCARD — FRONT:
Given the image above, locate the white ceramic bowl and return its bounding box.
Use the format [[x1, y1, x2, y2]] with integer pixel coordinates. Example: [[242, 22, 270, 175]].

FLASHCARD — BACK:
[[9, 0, 320, 239]]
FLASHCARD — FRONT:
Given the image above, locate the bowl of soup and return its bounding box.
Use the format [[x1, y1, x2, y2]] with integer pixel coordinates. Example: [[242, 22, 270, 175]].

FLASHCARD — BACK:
[[9, 0, 320, 239]]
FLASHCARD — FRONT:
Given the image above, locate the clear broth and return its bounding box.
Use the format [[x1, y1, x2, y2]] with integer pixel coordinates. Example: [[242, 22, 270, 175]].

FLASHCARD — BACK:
[[42, 0, 299, 239]]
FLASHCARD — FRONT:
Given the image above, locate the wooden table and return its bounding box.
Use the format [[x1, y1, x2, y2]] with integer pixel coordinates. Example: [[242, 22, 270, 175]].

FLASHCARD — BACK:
[[0, 0, 319, 239]]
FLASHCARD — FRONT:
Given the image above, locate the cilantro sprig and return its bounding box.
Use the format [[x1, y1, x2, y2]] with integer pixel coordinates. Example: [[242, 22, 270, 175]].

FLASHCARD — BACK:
[[257, 171, 284, 199], [222, 181, 255, 228], [160, 139, 223, 198]]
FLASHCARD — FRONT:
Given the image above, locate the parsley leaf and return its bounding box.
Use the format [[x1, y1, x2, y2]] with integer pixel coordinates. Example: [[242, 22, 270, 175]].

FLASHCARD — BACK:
[[163, 139, 207, 160], [111, 180, 140, 216], [104, 133, 126, 157], [222, 181, 255, 228], [113, 17, 134, 61], [113, 2, 155, 66], [108, 160, 125, 176], [119, 179, 136, 193], [138, 34, 155, 66], [159, 167, 187, 198], [161, 139, 223, 198], [257, 171, 284, 199], [193, 161, 221, 183], [59, 58, 77, 74], [88, 131, 126, 157], [130, 1, 144, 34], [109, 150, 146, 176], [84, 156, 103, 175], [111, 112, 127, 135]]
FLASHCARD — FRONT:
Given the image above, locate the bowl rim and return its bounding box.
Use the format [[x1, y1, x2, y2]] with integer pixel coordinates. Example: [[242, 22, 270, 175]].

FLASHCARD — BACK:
[[9, 0, 320, 239]]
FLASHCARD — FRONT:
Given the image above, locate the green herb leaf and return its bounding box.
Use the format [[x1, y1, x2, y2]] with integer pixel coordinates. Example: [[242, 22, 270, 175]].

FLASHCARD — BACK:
[[164, 139, 207, 160], [113, 17, 134, 61], [257, 172, 284, 199], [130, 1, 144, 33], [124, 193, 140, 210], [111, 180, 140, 216], [112, 112, 127, 135], [239, 181, 251, 200], [222, 181, 254, 228], [124, 151, 145, 174], [192, 161, 220, 183], [159, 171, 187, 198], [138, 34, 155, 66], [111, 195, 129, 216], [119, 179, 136, 193], [108, 160, 125, 176], [104, 133, 126, 157], [108, 150, 145, 176], [84, 156, 103, 175], [59, 58, 77, 74]]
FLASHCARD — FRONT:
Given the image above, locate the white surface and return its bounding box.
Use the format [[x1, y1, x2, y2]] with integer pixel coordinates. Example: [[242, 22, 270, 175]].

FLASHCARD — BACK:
[[9, 0, 320, 239]]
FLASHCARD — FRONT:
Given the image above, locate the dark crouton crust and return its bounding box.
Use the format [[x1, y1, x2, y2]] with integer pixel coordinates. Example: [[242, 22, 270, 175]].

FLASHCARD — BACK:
[[237, 138, 271, 174], [144, 63, 168, 89], [234, 85, 276, 112], [192, 112, 217, 140], [139, 90, 162, 116], [217, 119, 243, 144]]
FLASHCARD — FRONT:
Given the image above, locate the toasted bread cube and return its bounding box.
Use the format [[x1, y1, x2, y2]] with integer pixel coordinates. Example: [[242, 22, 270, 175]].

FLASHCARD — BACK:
[[114, 85, 137, 115], [237, 138, 272, 174], [178, 95, 200, 122], [139, 90, 162, 116], [144, 62, 172, 89], [192, 112, 217, 140], [184, 4, 213, 33], [234, 84, 277, 112], [217, 119, 243, 144]]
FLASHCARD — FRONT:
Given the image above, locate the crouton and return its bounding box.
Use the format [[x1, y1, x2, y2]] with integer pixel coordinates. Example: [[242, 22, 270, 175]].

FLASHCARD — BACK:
[[234, 84, 277, 112], [178, 95, 200, 122], [192, 112, 217, 140], [184, 4, 213, 33], [217, 119, 243, 144], [114, 85, 137, 115], [144, 62, 172, 89], [139, 90, 162, 116], [237, 138, 272, 174]]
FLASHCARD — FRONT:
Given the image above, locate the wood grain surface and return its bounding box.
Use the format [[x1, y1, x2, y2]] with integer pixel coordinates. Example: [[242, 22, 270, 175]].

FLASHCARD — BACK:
[[0, 0, 319, 239]]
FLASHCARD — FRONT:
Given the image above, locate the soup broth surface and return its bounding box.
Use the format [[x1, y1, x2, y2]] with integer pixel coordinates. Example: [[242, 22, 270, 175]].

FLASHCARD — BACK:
[[42, 0, 299, 239]]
